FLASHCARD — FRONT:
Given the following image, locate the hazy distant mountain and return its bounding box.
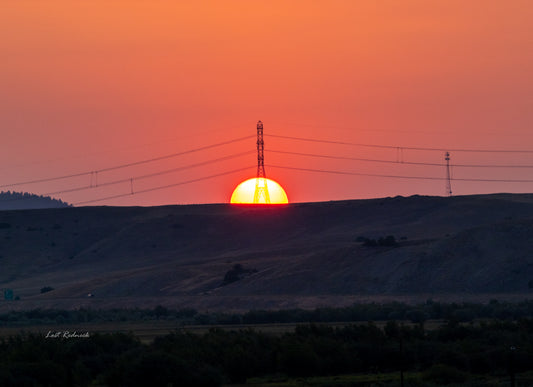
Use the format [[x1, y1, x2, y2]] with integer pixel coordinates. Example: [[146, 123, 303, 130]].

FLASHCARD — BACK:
[[0, 191, 70, 210], [1, 193, 533, 311]]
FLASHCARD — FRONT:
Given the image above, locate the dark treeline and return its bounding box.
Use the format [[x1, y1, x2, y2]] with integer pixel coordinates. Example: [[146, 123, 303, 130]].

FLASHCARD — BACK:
[[3, 299, 533, 326], [2, 320, 533, 386], [0, 191, 70, 210]]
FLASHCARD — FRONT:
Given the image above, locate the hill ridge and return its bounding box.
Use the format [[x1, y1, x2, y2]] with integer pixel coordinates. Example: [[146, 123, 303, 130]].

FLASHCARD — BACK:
[[0, 193, 532, 311]]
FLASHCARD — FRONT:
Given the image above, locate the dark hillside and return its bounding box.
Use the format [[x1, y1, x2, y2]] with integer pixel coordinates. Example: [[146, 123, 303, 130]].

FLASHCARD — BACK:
[[1, 194, 533, 310]]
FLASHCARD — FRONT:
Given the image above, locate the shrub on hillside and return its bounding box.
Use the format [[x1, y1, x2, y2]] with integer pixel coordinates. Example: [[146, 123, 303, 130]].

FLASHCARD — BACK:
[[40, 287, 54, 294], [359, 235, 398, 247], [223, 264, 257, 285]]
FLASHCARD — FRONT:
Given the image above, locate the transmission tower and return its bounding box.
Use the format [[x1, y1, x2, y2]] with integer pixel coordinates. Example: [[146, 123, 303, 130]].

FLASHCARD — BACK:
[[445, 151, 452, 196], [253, 120, 271, 203]]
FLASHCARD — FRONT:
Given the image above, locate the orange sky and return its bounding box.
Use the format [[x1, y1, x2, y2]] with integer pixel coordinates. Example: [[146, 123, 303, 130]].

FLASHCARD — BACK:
[[1, 1, 532, 205]]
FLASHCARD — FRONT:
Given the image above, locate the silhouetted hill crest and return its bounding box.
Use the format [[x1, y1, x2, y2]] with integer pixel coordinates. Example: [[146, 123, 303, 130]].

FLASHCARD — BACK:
[[0, 191, 70, 210]]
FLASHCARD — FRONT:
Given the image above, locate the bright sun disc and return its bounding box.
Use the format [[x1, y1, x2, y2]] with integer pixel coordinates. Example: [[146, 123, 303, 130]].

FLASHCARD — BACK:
[[230, 178, 289, 204]]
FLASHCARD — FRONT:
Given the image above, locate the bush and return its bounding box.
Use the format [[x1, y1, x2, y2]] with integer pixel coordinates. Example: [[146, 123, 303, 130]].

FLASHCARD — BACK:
[[359, 235, 398, 247], [379, 235, 398, 246], [223, 264, 256, 284]]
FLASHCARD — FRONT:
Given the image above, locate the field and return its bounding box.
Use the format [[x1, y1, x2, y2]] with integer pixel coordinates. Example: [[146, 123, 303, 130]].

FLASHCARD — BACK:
[[0, 319, 450, 345]]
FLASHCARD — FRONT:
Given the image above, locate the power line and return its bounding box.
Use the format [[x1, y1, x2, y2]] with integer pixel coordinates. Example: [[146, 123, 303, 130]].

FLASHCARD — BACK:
[[73, 166, 254, 206], [0, 127, 248, 173], [266, 134, 533, 153], [56, 161, 533, 205], [269, 149, 533, 168], [272, 121, 442, 135], [3, 129, 533, 206], [0, 135, 254, 189], [272, 121, 526, 138], [97, 135, 254, 173], [1, 151, 254, 201], [2, 134, 532, 190], [268, 164, 533, 183], [0, 171, 93, 189]]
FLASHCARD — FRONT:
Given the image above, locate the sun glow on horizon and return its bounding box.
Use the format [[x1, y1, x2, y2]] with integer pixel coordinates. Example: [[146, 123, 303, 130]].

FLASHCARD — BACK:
[[230, 178, 289, 204]]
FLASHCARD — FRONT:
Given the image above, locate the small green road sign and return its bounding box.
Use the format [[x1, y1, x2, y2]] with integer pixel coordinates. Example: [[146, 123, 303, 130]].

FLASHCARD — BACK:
[[4, 289, 13, 300]]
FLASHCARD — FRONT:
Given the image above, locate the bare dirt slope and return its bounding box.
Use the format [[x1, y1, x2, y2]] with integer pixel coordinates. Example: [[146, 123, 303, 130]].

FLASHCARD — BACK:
[[1, 194, 533, 311]]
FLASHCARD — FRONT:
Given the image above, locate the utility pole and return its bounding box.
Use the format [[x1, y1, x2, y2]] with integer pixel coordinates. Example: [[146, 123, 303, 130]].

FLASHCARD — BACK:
[[445, 152, 452, 197], [253, 120, 270, 203]]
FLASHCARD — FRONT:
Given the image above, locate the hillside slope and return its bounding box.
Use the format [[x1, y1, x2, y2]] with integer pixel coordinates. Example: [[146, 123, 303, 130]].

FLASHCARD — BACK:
[[1, 194, 533, 310]]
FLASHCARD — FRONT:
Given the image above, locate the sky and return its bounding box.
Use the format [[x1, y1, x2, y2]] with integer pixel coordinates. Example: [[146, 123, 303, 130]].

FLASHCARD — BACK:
[[0, 1, 532, 205]]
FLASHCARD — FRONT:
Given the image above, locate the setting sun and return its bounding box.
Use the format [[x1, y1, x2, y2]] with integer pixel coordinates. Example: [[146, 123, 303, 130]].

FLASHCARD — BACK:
[[230, 178, 289, 204]]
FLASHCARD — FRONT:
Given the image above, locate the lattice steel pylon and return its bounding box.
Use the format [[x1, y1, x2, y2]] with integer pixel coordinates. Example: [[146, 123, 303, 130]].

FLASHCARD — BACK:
[[253, 120, 271, 203], [445, 151, 452, 197]]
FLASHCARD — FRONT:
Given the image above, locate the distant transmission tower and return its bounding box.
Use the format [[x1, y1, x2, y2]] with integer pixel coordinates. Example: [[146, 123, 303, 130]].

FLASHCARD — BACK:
[[445, 151, 452, 196], [253, 120, 271, 203]]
